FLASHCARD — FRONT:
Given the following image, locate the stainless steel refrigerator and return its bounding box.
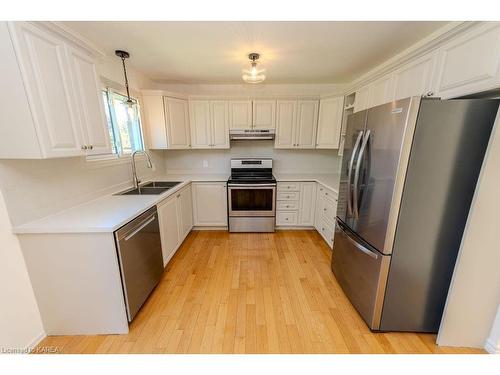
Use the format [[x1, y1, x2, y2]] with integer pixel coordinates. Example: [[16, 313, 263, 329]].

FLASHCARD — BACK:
[[332, 97, 499, 332]]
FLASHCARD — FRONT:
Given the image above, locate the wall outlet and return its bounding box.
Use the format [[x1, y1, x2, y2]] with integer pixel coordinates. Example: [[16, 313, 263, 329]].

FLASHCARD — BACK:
[[202, 160, 209, 168]]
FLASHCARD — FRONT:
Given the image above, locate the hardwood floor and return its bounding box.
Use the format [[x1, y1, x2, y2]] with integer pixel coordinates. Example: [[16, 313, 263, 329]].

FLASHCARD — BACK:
[[35, 230, 483, 354]]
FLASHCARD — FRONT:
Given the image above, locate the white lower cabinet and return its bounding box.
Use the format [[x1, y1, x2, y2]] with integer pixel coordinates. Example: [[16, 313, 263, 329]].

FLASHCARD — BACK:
[[298, 182, 317, 226], [192, 182, 228, 227], [276, 181, 316, 227], [157, 184, 193, 267], [315, 184, 338, 248]]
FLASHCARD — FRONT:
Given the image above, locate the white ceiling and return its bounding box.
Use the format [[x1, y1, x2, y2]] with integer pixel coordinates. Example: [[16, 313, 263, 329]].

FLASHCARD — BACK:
[[63, 21, 448, 84]]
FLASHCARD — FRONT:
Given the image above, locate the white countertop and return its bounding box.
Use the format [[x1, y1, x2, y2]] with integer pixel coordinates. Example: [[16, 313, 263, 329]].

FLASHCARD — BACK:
[[13, 172, 339, 234], [275, 173, 340, 193]]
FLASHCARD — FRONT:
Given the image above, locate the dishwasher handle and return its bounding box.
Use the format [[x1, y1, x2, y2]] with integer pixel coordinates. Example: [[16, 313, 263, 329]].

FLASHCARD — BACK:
[[124, 215, 156, 241]]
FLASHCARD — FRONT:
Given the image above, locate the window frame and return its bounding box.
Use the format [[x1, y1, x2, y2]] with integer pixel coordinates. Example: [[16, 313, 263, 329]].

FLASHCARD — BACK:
[[86, 82, 147, 164]]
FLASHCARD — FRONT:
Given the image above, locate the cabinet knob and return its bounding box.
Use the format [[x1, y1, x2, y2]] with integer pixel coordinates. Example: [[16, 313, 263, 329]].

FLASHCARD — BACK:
[[88, 145, 93, 150], [177, 194, 180, 198], [323, 208, 326, 211], [285, 218, 289, 221], [425, 91, 434, 97], [81, 145, 88, 150]]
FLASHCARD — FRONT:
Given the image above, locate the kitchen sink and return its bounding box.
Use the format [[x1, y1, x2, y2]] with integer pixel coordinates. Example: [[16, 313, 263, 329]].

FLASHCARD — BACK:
[[141, 181, 182, 188], [116, 181, 182, 195]]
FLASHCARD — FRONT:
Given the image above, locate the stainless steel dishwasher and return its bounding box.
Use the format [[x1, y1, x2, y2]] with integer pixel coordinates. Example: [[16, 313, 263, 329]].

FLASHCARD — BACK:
[[114, 206, 164, 322]]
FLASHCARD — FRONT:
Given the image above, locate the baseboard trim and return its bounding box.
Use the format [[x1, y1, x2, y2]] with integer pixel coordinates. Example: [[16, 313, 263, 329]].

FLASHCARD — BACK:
[[26, 331, 46, 353], [275, 226, 315, 230], [192, 226, 228, 231], [484, 338, 500, 354]]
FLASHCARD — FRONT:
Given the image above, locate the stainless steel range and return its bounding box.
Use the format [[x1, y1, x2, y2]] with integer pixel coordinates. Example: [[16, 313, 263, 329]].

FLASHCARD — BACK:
[[227, 158, 276, 232]]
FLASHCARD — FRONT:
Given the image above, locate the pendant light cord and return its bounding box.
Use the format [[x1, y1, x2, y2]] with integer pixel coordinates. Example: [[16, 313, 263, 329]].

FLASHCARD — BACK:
[[120, 57, 132, 103]]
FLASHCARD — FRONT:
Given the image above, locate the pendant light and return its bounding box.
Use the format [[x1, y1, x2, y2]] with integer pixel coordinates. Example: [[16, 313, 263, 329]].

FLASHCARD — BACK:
[[242, 53, 266, 84], [115, 50, 135, 107]]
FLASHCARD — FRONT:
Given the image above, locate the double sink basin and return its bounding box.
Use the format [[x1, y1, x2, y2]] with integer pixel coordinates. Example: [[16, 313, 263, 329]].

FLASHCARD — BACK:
[[117, 181, 182, 195]]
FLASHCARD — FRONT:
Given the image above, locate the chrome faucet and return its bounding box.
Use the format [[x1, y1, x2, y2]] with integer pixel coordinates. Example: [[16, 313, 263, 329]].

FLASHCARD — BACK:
[[132, 150, 153, 188]]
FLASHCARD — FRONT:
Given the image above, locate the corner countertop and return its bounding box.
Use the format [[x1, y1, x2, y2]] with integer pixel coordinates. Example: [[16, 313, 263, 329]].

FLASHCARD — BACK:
[[12, 172, 339, 235], [275, 173, 340, 193], [13, 174, 229, 235]]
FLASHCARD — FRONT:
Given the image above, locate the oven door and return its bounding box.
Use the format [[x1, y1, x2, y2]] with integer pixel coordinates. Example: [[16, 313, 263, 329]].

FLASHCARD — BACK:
[[228, 184, 276, 217]]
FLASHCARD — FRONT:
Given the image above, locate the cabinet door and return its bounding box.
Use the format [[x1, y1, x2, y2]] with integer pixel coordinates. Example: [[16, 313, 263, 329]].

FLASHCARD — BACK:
[[178, 185, 194, 241], [157, 195, 180, 267], [229, 100, 252, 130], [434, 23, 500, 99], [354, 85, 372, 113], [192, 182, 228, 226], [9, 22, 83, 157], [316, 96, 343, 149], [164, 97, 191, 149], [210, 100, 230, 149], [142, 95, 167, 149], [370, 74, 395, 107], [67, 45, 112, 156], [295, 100, 319, 148], [274, 100, 297, 149], [253, 100, 276, 129], [393, 52, 437, 100], [298, 182, 317, 226], [189, 100, 211, 148]]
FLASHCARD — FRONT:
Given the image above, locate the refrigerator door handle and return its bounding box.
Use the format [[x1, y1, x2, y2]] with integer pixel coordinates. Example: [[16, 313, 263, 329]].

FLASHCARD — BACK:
[[336, 218, 379, 259], [347, 131, 364, 216], [353, 130, 371, 219]]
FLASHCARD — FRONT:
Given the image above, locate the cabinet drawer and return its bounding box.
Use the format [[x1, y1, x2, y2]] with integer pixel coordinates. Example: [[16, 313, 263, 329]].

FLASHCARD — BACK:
[[276, 211, 298, 225], [277, 191, 299, 201], [277, 182, 300, 192], [320, 198, 337, 223], [277, 201, 299, 210], [318, 217, 334, 248], [317, 184, 338, 202]]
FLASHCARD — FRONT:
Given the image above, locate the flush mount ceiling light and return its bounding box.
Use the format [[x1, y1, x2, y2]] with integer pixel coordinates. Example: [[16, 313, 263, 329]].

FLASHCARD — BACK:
[[115, 50, 135, 107], [242, 53, 266, 84]]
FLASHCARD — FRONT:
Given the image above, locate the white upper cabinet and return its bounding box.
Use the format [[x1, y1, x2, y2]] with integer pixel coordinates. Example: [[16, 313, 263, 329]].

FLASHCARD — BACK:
[[229, 100, 252, 130], [316, 96, 344, 149], [188, 100, 229, 149], [275, 99, 319, 149], [164, 97, 191, 149], [210, 100, 230, 148], [252, 100, 276, 129], [393, 52, 438, 100], [67, 45, 111, 156], [9, 22, 84, 158], [275, 100, 297, 148], [142, 95, 168, 149], [370, 74, 396, 107], [189, 100, 211, 148], [1, 22, 111, 158], [434, 22, 500, 99], [295, 100, 319, 148], [353, 85, 373, 113]]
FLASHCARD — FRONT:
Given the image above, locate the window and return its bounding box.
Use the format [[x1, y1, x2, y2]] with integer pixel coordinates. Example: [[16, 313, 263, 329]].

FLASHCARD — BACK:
[[99, 89, 144, 158]]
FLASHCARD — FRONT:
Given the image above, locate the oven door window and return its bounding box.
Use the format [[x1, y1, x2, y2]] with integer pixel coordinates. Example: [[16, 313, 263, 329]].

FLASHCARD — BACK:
[[230, 188, 274, 212]]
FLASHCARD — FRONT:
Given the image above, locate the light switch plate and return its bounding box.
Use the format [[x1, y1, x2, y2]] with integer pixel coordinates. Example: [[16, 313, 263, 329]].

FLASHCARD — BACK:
[[202, 160, 209, 168]]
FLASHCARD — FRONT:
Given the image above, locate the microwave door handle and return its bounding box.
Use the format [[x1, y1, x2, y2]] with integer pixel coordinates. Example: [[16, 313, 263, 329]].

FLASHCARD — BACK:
[[353, 130, 370, 219], [336, 218, 378, 260], [347, 131, 364, 216]]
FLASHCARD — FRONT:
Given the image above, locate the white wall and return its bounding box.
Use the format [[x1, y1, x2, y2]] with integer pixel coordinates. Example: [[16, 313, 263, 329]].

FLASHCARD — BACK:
[[0, 190, 44, 352], [485, 305, 500, 354], [162, 141, 340, 175], [437, 112, 500, 350]]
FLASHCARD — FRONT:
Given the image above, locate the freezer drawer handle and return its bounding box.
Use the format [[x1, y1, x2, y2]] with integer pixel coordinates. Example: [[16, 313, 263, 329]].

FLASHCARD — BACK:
[[124, 215, 156, 241], [336, 219, 378, 260], [347, 131, 364, 216]]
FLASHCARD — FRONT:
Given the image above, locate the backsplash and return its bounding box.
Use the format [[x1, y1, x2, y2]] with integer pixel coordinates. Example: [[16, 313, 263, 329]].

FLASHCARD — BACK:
[[0, 151, 165, 227], [162, 140, 341, 174]]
